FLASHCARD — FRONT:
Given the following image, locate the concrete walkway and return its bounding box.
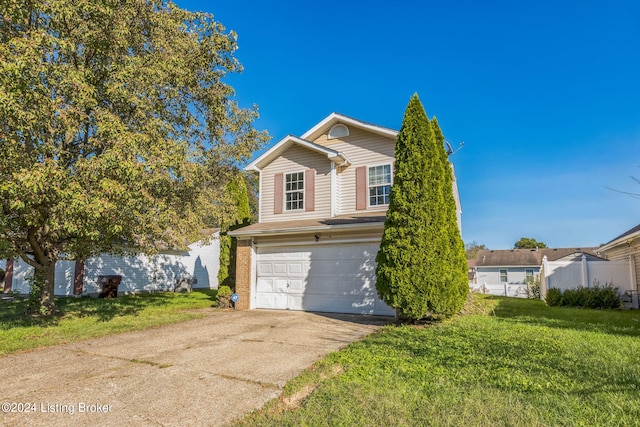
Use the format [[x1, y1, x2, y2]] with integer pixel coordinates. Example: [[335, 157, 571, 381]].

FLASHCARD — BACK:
[[0, 310, 389, 426]]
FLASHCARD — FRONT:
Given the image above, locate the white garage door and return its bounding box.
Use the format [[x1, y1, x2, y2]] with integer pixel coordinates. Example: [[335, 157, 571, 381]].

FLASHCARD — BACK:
[[255, 242, 395, 316]]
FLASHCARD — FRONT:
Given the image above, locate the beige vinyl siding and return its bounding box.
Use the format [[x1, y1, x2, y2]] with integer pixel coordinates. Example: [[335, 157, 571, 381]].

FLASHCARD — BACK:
[[334, 169, 342, 215], [602, 244, 640, 292], [314, 127, 395, 215], [261, 144, 332, 223]]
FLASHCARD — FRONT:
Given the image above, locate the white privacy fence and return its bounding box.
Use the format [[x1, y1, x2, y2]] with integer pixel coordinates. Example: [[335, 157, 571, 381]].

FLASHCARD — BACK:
[[542, 255, 638, 308], [542, 256, 634, 292], [469, 283, 529, 298]]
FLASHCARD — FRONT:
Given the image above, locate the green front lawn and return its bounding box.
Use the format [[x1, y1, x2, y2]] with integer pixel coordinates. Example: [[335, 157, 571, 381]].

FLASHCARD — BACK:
[[238, 295, 640, 426], [0, 290, 218, 356]]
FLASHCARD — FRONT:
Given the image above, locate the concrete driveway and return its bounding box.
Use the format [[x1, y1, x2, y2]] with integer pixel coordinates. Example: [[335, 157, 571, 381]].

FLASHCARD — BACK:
[[0, 309, 389, 426]]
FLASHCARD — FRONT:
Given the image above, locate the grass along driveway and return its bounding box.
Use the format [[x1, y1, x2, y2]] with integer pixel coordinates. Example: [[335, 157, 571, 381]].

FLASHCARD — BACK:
[[0, 290, 218, 356], [237, 295, 640, 427]]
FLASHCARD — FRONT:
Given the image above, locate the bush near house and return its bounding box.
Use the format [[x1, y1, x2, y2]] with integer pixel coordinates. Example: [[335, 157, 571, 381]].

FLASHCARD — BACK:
[[216, 285, 233, 308], [545, 288, 563, 306], [545, 282, 622, 309]]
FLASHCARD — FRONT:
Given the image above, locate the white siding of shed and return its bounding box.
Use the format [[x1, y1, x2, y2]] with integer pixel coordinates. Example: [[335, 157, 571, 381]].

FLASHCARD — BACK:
[[7, 237, 220, 296]]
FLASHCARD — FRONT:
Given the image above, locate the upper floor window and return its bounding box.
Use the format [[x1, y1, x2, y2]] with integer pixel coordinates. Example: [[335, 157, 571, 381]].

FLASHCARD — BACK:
[[499, 269, 508, 283], [285, 172, 304, 210], [369, 164, 391, 206]]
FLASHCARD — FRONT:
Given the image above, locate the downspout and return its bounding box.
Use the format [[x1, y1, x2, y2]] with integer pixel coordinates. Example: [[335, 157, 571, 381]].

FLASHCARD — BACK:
[[330, 162, 336, 217]]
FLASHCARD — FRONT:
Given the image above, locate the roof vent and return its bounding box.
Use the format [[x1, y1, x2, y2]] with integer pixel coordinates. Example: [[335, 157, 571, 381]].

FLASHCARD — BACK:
[[328, 124, 349, 139]]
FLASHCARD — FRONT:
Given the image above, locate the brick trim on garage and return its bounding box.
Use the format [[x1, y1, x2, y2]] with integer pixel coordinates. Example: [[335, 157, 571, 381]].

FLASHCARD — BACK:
[[234, 239, 252, 310]]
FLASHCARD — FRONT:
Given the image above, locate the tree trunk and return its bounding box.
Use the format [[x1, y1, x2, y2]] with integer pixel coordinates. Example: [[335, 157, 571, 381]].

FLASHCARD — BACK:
[[40, 262, 57, 313]]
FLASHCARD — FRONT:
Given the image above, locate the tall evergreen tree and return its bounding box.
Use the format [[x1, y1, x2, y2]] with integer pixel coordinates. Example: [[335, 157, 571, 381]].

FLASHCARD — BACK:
[[218, 174, 251, 289], [376, 94, 468, 319], [431, 117, 470, 312]]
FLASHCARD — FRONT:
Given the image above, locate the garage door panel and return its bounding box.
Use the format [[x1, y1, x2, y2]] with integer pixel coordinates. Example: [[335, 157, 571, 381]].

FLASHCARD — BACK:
[[256, 292, 287, 310], [288, 262, 304, 275], [257, 263, 273, 275], [305, 279, 335, 295], [273, 263, 287, 274], [256, 277, 273, 292], [288, 295, 303, 311], [255, 243, 394, 315], [288, 279, 304, 292]]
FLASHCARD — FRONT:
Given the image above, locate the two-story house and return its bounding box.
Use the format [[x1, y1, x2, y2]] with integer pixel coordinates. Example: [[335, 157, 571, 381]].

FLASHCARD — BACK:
[[229, 113, 461, 315]]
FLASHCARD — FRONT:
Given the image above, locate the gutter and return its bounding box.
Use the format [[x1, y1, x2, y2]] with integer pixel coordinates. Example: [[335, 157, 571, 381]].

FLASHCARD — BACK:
[[598, 231, 640, 253], [228, 221, 385, 238]]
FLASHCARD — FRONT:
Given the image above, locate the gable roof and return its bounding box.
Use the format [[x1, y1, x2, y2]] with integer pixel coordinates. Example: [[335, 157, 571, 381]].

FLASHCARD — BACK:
[[245, 135, 351, 172], [599, 224, 640, 252], [474, 247, 603, 267], [301, 112, 398, 141]]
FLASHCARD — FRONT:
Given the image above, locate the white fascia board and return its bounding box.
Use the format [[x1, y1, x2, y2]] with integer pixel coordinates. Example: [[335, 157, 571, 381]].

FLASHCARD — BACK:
[[244, 134, 295, 172], [301, 112, 398, 140], [599, 230, 640, 252], [228, 221, 384, 238], [244, 135, 348, 172], [476, 265, 542, 269]]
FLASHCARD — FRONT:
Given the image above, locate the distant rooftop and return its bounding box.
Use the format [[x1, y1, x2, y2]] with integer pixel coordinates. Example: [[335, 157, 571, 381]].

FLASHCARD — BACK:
[[474, 247, 603, 267]]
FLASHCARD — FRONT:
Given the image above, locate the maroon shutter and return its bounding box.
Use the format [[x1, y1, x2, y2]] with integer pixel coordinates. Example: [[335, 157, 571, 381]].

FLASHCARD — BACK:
[[355, 166, 367, 210], [73, 260, 85, 296], [4, 259, 14, 293], [274, 173, 283, 214], [305, 169, 315, 212]]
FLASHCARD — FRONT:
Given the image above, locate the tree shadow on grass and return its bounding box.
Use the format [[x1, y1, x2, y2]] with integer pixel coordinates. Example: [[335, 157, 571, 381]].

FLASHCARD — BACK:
[[0, 289, 218, 329], [488, 295, 640, 338]]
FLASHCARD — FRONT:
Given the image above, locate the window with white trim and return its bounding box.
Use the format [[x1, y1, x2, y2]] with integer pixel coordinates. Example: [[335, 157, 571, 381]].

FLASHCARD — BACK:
[[525, 269, 534, 283], [368, 164, 391, 206], [285, 172, 304, 210], [499, 269, 508, 283]]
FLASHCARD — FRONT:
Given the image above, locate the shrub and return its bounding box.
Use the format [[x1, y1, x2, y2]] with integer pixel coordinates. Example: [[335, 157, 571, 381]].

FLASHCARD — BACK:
[[563, 287, 593, 308], [547, 282, 621, 310], [562, 288, 577, 307], [525, 275, 541, 299], [593, 281, 621, 309], [216, 285, 233, 308], [545, 288, 563, 306]]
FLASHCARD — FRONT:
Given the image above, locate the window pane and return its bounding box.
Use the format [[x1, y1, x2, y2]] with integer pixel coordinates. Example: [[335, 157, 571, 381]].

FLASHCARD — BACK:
[[285, 172, 304, 210]]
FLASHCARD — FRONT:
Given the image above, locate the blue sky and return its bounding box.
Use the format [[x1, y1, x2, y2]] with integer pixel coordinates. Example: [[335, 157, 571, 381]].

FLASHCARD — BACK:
[[177, 0, 640, 249]]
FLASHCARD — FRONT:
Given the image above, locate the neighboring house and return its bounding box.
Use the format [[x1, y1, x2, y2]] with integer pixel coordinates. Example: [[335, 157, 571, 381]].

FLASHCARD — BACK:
[[229, 113, 462, 315], [471, 248, 602, 297], [597, 224, 640, 295], [3, 234, 220, 296]]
